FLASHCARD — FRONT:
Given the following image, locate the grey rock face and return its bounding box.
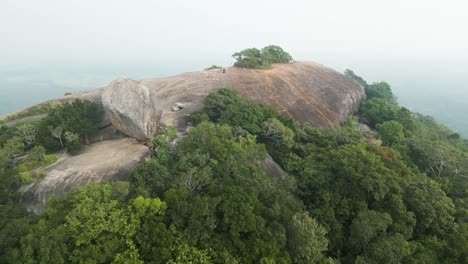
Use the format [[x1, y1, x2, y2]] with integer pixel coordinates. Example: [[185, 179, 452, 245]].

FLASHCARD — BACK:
[[20, 138, 150, 214], [264, 154, 285, 179], [102, 79, 162, 141]]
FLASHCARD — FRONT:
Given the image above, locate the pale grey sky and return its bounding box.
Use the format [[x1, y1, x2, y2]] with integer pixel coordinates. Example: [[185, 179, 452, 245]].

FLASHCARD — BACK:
[[1, 0, 468, 136], [1, 0, 468, 68]]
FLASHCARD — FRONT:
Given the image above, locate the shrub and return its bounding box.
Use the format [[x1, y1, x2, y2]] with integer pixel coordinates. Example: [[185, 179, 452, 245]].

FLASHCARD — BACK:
[[361, 98, 399, 127], [64, 131, 81, 154], [17, 154, 58, 172], [377, 121, 405, 146], [36, 172, 47, 179], [232, 48, 264, 69], [36, 99, 103, 151], [28, 146, 46, 163], [18, 172, 34, 185], [261, 45, 293, 64], [365, 82, 397, 103], [204, 65, 222, 70], [0, 103, 59, 126]]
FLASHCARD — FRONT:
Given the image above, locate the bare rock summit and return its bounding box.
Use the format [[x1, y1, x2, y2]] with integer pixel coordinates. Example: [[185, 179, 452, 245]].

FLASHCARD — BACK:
[[100, 62, 365, 137], [2, 62, 365, 139]]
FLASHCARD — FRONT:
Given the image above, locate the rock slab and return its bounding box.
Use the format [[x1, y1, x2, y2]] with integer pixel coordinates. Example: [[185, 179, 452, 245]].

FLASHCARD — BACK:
[[20, 138, 150, 213]]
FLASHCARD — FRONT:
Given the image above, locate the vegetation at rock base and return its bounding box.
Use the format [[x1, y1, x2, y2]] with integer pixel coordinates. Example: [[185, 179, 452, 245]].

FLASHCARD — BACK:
[[0, 99, 103, 158], [0, 75, 467, 263], [232, 45, 293, 69], [0, 99, 104, 262], [36, 99, 104, 152]]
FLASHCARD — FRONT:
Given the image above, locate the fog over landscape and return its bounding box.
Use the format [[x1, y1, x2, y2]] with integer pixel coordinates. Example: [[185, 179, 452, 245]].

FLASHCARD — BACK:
[[1, 0, 468, 135]]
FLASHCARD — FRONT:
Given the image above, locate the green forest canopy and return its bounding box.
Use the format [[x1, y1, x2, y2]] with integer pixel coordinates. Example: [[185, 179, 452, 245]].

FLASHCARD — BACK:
[[0, 73, 466, 263]]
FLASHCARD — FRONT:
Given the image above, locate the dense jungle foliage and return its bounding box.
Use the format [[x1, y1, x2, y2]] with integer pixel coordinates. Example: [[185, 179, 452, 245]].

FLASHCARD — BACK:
[[0, 73, 466, 263]]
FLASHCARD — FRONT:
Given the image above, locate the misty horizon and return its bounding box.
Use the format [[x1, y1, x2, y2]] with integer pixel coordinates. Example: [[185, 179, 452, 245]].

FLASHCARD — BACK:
[[1, 0, 468, 135], [2, 55, 467, 136]]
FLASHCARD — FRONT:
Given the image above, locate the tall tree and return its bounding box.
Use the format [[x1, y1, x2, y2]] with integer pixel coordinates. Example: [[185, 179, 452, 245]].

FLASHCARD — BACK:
[[287, 212, 329, 264], [16, 123, 38, 147]]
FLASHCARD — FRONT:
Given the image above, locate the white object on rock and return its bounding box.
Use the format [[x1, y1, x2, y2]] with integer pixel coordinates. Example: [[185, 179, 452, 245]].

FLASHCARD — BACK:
[[175, 102, 184, 109]]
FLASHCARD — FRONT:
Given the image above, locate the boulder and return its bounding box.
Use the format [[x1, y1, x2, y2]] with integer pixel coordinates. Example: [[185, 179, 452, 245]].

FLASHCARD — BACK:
[[102, 79, 162, 140]]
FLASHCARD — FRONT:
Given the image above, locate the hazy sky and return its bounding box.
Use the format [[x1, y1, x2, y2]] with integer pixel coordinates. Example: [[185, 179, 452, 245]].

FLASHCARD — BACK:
[[1, 0, 468, 68], [1, 0, 468, 135]]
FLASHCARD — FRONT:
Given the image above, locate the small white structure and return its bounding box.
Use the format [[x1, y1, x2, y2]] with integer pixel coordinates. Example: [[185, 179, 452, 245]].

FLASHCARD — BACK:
[[172, 102, 185, 112]]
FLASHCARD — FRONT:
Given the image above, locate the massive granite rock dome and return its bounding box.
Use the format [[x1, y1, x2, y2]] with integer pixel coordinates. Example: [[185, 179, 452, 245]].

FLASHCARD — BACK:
[[100, 62, 365, 139], [1, 61, 365, 213], [2, 62, 365, 139]]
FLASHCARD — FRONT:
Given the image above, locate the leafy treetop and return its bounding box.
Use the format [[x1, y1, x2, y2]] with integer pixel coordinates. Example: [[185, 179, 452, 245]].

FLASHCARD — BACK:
[[232, 45, 293, 69]]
